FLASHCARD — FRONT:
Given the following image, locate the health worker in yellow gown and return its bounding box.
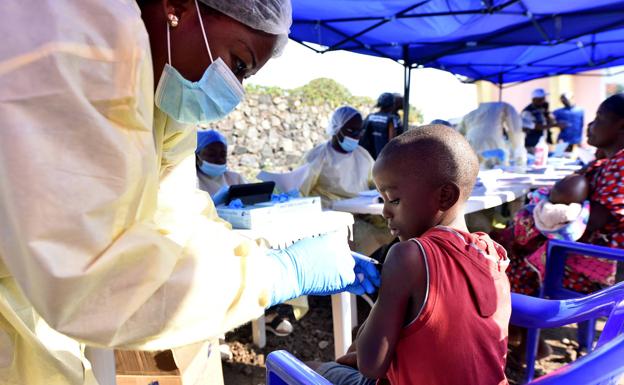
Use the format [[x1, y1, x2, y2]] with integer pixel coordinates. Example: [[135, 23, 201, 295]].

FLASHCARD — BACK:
[[0, 1, 379, 383]]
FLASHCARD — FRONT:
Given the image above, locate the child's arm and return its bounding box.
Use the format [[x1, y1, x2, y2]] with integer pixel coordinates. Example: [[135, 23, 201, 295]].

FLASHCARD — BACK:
[[356, 241, 427, 379]]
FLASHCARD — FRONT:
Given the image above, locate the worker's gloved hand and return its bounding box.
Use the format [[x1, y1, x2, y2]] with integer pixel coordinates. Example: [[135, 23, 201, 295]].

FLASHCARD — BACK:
[[346, 252, 381, 296], [267, 232, 380, 307]]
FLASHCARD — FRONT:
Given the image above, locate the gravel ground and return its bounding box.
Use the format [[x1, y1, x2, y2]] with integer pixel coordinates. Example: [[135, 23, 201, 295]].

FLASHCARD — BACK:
[[221, 296, 611, 385]]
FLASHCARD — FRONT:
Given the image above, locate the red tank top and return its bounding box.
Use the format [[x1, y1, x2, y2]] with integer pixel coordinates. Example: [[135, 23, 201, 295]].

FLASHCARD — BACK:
[[385, 227, 511, 385]]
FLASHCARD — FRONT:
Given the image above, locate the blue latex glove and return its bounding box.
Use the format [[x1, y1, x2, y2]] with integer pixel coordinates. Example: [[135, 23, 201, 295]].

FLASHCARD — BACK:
[[266, 232, 380, 307], [270, 189, 300, 203], [271, 193, 290, 203], [227, 198, 243, 208], [211, 185, 229, 206], [347, 252, 381, 296]]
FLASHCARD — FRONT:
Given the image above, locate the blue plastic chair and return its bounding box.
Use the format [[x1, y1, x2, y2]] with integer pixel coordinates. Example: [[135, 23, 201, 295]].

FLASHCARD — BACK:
[[267, 336, 624, 385], [511, 283, 624, 384], [267, 284, 624, 385], [266, 349, 332, 385], [522, 239, 624, 382]]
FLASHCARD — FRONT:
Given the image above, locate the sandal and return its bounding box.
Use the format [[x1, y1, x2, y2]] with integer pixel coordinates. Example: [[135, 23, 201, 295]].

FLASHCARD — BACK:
[[265, 313, 293, 337]]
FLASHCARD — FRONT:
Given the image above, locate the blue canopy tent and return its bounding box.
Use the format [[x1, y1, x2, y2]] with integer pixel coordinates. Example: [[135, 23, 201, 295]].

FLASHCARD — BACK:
[[290, 0, 624, 126]]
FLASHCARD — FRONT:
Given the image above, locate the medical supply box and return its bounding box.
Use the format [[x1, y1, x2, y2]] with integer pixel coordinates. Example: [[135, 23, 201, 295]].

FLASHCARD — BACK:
[[216, 197, 321, 229]]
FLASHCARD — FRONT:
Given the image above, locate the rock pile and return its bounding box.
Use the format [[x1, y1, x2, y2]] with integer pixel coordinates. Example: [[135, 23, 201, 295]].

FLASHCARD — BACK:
[[205, 90, 374, 180]]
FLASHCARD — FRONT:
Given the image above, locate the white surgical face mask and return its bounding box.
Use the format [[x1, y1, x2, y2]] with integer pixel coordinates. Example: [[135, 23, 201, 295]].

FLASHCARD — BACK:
[[154, 0, 244, 124]]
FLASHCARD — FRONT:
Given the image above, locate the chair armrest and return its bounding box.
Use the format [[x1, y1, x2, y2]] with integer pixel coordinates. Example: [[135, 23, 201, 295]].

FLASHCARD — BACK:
[[266, 350, 332, 385], [511, 282, 624, 329]]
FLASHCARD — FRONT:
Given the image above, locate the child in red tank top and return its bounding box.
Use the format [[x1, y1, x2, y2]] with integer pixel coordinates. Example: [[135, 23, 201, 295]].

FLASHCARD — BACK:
[[316, 125, 511, 385]]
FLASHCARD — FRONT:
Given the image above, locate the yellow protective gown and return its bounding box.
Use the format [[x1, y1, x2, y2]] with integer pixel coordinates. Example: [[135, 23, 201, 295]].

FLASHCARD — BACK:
[[300, 142, 374, 209], [0, 1, 276, 383], [458, 102, 526, 167]]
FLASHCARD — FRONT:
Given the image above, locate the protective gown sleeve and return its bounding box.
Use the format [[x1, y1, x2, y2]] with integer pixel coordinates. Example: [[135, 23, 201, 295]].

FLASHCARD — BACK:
[[0, 18, 278, 352], [298, 145, 324, 197]]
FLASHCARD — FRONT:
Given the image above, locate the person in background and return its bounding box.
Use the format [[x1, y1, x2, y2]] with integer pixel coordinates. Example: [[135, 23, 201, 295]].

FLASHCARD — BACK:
[[522, 88, 558, 150], [392, 93, 405, 135], [196, 129, 246, 197], [554, 92, 585, 151], [300, 106, 393, 255], [360, 92, 400, 159], [458, 101, 526, 169], [301, 106, 373, 208]]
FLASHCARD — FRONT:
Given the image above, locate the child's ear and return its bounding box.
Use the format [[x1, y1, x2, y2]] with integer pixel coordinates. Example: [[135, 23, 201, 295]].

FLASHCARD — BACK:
[[438, 183, 460, 211]]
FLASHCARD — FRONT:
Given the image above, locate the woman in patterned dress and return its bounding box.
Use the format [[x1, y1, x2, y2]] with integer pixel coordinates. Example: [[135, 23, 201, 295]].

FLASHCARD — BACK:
[[497, 94, 624, 360], [499, 94, 624, 296]]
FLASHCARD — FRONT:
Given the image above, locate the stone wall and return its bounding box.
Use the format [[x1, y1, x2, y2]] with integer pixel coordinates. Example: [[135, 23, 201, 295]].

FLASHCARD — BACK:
[[208, 91, 375, 181]]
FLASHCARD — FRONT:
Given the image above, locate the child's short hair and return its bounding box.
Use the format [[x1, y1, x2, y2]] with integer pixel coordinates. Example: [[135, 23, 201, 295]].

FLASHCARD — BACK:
[[377, 124, 479, 200]]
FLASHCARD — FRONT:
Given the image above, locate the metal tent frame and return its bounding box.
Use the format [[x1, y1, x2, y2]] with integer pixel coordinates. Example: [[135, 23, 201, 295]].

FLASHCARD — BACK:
[[290, 0, 624, 125]]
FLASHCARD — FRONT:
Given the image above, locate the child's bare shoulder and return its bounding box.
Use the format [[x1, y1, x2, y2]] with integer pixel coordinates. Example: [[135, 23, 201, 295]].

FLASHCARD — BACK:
[[383, 240, 426, 277], [381, 240, 429, 324]]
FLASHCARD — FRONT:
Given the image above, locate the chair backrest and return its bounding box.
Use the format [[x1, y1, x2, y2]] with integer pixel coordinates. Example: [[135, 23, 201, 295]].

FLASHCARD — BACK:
[[266, 350, 332, 385], [544, 239, 624, 299]]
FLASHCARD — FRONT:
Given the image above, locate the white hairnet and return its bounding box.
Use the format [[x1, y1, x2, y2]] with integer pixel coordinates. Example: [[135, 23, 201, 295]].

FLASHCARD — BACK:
[[199, 0, 292, 56], [326, 106, 361, 137]]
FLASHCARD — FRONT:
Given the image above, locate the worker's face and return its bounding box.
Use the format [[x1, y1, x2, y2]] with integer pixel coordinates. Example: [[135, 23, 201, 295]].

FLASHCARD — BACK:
[[337, 114, 363, 141], [373, 158, 441, 241], [532, 97, 546, 107], [198, 142, 227, 165], [587, 104, 624, 149], [156, 1, 278, 84]]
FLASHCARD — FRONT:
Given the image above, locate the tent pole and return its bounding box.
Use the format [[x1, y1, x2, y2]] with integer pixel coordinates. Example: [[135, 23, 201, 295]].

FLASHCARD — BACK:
[[403, 64, 412, 130], [498, 74, 503, 101]]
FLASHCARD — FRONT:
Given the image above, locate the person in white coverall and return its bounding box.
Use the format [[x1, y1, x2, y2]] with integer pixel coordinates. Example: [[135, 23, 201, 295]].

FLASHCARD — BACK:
[[300, 106, 375, 209], [0, 1, 379, 383], [458, 101, 527, 168], [300, 106, 393, 255]]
